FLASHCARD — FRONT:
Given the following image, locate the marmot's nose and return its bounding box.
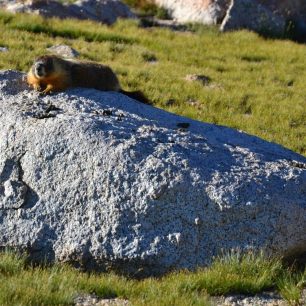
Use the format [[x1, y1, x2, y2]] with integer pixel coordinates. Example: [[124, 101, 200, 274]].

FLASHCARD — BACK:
[[35, 62, 45, 76]]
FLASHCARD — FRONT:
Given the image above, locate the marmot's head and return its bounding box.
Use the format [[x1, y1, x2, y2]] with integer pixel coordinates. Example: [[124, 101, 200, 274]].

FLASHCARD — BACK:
[[32, 55, 54, 79]]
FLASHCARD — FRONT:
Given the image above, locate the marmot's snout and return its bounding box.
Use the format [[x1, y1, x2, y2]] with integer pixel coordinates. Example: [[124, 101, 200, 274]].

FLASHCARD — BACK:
[[33, 56, 53, 78], [34, 62, 46, 77]]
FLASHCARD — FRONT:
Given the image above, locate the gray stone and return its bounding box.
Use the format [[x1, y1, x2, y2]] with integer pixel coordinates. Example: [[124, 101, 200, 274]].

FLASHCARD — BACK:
[[185, 74, 211, 86], [220, 0, 286, 37], [0, 47, 8, 52], [214, 291, 288, 305], [4, 0, 81, 19], [70, 0, 135, 24], [2, 0, 134, 25], [0, 70, 306, 276], [47, 45, 80, 58], [257, 0, 306, 19], [153, 0, 231, 25], [74, 294, 130, 305]]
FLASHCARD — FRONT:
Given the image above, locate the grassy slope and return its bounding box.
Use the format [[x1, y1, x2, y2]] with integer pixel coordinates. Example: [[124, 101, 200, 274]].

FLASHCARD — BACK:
[[0, 251, 305, 306], [0, 11, 305, 156]]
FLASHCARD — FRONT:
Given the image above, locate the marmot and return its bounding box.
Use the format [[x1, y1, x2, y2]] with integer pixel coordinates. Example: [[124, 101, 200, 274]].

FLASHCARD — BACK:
[[27, 55, 150, 104]]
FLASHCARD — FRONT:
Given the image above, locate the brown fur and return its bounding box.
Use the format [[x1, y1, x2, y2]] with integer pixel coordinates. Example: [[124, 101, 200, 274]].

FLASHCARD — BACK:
[[27, 55, 150, 104]]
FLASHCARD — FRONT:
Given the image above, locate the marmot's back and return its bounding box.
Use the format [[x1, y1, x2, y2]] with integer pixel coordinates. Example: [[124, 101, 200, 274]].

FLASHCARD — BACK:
[[69, 60, 121, 91], [27, 55, 150, 104], [27, 55, 121, 93]]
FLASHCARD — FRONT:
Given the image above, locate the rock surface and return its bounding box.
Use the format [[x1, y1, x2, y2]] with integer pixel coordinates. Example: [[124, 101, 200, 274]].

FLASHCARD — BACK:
[[257, 0, 306, 19], [257, 0, 306, 42], [1, 0, 134, 25], [153, 0, 306, 41], [213, 292, 288, 306], [0, 47, 9, 52], [0, 70, 306, 276], [74, 295, 130, 306], [46, 45, 80, 58], [185, 74, 211, 86], [153, 0, 231, 24], [220, 0, 286, 37], [69, 0, 135, 24]]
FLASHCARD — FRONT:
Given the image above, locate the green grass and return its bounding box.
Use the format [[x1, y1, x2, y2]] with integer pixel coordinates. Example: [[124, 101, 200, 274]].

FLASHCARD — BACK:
[[278, 270, 306, 305], [179, 251, 283, 296], [0, 252, 306, 306], [0, 11, 304, 155], [0, 251, 305, 305]]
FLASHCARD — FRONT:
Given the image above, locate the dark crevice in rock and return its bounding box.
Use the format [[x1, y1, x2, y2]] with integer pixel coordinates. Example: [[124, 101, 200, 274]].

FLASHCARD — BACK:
[[31, 103, 62, 119], [289, 160, 306, 169], [0, 159, 15, 182], [45, 104, 61, 113], [0, 153, 40, 210], [176, 122, 190, 129], [16, 154, 39, 210], [33, 113, 57, 119], [93, 109, 113, 116]]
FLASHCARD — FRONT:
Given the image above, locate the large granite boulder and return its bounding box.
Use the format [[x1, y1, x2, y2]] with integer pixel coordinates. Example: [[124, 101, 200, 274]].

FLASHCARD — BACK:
[[221, 0, 306, 40], [257, 0, 306, 19], [257, 0, 306, 42], [152, 0, 306, 41], [0, 70, 305, 276], [153, 0, 231, 25], [220, 0, 286, 37]]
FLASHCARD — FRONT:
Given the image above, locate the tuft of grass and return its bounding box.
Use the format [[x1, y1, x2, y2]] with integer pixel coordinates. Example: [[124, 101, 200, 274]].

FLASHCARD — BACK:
[[0, 250, 26, 276], [0, 251, 306, 306], [0, 251, 211, 306], [141, 51, 157, 62], [179, 251, 283, 296], [0, 250, 304, 305], [277, 270, 306, 305]]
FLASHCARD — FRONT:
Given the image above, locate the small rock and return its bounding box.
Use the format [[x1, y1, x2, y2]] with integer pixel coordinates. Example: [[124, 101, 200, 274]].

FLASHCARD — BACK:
[[2, 0, 134, 25], [165, 99, 176, 106], [47, 44, 79, 58], [0, 47, 8, 52], [186, 99, 202, 108], [70, 0, 135, 25], [74, 294, 130, 306], [185, 74, 211, 86], [213, 292, 288, 306]]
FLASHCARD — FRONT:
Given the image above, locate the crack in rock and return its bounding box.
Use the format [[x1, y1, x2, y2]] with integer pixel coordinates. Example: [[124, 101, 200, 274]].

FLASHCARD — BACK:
[[0, 154, 39, 210]]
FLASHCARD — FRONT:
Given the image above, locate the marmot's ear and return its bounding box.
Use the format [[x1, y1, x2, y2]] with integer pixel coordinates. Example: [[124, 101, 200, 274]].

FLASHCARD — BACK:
[[34, 56, 43, 63]]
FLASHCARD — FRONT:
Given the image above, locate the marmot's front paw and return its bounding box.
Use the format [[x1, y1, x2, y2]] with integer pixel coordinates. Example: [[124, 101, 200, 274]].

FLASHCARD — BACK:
[[33, 84, 42, 92], [40, 84, 54, 94]]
